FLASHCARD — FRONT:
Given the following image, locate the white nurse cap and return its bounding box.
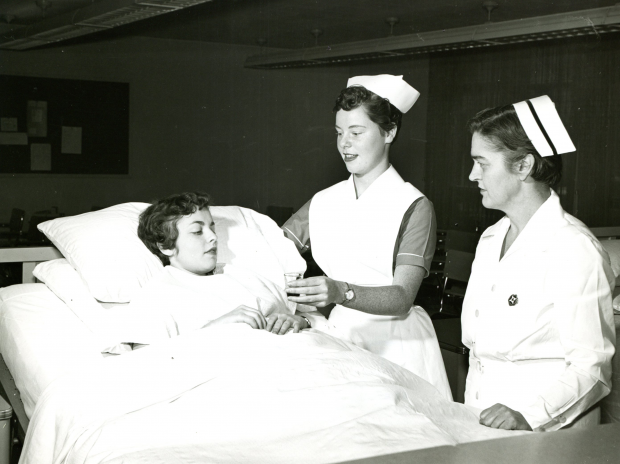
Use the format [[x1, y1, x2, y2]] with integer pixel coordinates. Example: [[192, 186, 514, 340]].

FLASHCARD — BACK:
[[512, 95, 576, 157], [347, 74, 420, 113]]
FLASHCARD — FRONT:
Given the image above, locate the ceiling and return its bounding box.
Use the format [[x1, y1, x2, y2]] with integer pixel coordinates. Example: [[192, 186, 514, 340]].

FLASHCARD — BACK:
[[0, 0, 619, 50]]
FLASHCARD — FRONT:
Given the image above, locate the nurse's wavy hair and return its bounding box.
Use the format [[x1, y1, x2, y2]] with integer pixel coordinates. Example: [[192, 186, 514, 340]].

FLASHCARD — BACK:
[[138, 191, 212, 265], [468, 104, 562, 187], [333, 85, 403, 143]]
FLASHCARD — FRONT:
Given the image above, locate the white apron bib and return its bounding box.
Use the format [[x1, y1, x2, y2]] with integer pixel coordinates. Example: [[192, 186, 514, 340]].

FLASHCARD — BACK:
[[309, 167, 451, 399]]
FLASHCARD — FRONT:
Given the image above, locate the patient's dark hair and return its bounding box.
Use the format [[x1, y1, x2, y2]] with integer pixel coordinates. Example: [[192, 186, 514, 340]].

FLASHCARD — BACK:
[[138, 191, 212, 265], [333, 85, 403, 142], [468, 104, 563, 187]]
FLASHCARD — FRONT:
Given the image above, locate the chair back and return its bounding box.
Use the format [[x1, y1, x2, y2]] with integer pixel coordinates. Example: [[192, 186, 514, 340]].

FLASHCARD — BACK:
[[444, 230, 479, 253], [26, 216, 53, 244], [8, 209, 25, 233], [443, 249, 475, 283]]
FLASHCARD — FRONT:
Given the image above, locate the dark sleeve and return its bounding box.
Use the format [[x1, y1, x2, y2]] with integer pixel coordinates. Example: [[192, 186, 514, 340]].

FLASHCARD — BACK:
[[282, 199, 312, 253], [392, 197, 437, 277]]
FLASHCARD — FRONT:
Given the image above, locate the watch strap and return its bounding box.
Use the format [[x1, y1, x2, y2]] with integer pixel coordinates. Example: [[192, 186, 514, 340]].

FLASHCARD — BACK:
[[341, 282, 354, 305]]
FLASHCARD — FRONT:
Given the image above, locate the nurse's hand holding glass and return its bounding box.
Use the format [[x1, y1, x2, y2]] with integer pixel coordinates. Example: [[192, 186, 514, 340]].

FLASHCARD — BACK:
[[461, 96, 615, 432], [281, 75, 451, 400]]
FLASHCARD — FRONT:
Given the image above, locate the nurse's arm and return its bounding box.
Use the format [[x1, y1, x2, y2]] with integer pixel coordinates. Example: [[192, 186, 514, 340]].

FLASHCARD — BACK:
[[517, 235, 616, 432], [479, 404, 532, 431], [286, 264, 425, 316], [281, 200, 311, 254]]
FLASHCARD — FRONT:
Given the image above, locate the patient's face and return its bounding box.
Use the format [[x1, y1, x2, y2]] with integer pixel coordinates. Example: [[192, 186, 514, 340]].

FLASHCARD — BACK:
[[166, 208, 218, 275]]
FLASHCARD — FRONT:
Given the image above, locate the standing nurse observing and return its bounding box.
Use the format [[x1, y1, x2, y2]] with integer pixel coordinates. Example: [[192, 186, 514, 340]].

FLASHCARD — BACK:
[[463, 96, 615, 431], [281, 75, 451, 399]]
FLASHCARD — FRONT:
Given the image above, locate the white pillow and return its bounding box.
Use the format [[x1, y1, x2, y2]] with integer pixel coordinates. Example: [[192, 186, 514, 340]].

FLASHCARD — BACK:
[[38, 203, 163, 303], [212, 206, 306, 289], [33, 259, 136, 353], [32, 259, 101, 316], [38, 203, 306, 304]]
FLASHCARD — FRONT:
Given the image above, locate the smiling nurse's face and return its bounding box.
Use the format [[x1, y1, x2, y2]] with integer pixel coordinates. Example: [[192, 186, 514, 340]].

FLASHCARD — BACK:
[[335, 106, 394, 178]]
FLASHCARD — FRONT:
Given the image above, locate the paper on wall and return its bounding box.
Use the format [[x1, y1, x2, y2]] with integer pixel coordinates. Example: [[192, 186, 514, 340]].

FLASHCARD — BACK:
[[0, 132, 28, 145], [31, 143, 52, 171]]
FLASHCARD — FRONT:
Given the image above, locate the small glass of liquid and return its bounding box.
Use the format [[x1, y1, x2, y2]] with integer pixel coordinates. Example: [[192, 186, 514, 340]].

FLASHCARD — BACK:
[[284, 272, 303, 297]]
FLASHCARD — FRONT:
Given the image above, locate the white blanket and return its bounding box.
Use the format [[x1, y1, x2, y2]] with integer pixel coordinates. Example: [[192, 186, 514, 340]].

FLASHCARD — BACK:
[[94, 264, 296, 349], [22, 325, 525, 464]]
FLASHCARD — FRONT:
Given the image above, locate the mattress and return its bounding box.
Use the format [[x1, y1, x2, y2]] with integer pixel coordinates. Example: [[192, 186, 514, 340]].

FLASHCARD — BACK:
[[0, 284, 105, 418]]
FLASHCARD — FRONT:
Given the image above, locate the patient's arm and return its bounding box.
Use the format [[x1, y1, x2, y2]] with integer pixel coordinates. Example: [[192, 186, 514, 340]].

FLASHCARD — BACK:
[[205, 305, 267, 330]]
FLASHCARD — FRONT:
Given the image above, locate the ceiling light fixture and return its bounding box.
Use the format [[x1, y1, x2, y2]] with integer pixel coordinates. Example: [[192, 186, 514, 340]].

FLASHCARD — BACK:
[[35, 0, 53, 17], [385, 17, 399, 36], [245, 6, 620, 69], [482, 1, 499, 24], [310, 28, 323, 46]]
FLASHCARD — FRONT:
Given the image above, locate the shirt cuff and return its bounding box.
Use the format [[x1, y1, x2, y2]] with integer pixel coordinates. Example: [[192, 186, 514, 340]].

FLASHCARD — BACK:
[[519, 380, 609, 431], [395, 253, 427, 270]]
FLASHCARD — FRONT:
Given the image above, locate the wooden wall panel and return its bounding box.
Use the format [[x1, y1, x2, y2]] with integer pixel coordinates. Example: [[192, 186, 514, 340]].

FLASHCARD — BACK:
[[425, 33, 620, 231]]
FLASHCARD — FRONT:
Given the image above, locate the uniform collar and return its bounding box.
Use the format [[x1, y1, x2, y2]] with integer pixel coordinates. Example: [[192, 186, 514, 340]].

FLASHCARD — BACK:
[[346, 164, 404, 199], [480, 189, 567, 257]]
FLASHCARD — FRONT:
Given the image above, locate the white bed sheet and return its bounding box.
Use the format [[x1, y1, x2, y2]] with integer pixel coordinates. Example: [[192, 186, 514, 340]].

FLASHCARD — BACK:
[[0, 284, 105, 418], [1, 284, 529, 464], [21, 323, 528, 464]]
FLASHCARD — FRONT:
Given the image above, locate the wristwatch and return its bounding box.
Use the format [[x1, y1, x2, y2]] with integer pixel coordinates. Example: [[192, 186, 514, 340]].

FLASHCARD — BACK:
[[341, 282, 355, 305]]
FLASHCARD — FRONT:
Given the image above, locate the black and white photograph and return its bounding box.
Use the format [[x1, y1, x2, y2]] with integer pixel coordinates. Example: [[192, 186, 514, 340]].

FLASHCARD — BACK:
[[0, 1, 619, 463]]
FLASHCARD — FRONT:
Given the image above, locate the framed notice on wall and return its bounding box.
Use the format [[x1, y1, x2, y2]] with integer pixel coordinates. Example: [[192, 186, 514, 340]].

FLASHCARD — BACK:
[[0, 75, 129, 174]]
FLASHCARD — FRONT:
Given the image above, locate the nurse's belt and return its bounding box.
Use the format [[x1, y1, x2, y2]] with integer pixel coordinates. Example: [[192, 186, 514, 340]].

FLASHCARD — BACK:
[[347, 74, 419, 113], [513, 95, 576, 157]]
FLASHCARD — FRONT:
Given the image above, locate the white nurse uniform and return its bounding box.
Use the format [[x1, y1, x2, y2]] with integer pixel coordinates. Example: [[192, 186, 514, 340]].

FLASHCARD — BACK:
[[462, 190, 616, 431], [309, 166, 451, 399]]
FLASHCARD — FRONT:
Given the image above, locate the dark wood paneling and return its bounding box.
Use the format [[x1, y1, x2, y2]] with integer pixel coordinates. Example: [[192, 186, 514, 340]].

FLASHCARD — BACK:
[[425, 33, 620, 231]]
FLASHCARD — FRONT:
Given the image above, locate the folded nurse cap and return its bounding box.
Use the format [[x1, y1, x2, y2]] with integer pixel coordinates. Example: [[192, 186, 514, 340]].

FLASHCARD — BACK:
[[347, 74, 420, 113], [512, 95, 576, 157]]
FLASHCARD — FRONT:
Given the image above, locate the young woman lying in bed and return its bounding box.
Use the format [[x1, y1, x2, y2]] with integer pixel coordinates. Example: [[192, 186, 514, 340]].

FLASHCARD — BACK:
[[108, 191, 318, 348], [138, 191, 271, 331]]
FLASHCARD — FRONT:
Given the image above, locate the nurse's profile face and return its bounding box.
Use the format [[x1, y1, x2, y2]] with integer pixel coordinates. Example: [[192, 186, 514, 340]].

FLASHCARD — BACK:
[[335, 106, 394, 178], [469, 132, 520, 212]]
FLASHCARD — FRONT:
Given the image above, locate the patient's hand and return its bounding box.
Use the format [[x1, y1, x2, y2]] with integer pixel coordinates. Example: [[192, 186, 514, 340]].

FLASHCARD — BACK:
[[286, 276, 345, 307], [479, 403, 532, 431], [266, 313, 309, 335], [207, 306, 267, 330]]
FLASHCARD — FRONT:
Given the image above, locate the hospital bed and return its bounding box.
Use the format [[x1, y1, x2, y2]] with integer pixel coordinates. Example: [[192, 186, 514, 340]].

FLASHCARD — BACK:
[[0, 205, 618, 464]]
